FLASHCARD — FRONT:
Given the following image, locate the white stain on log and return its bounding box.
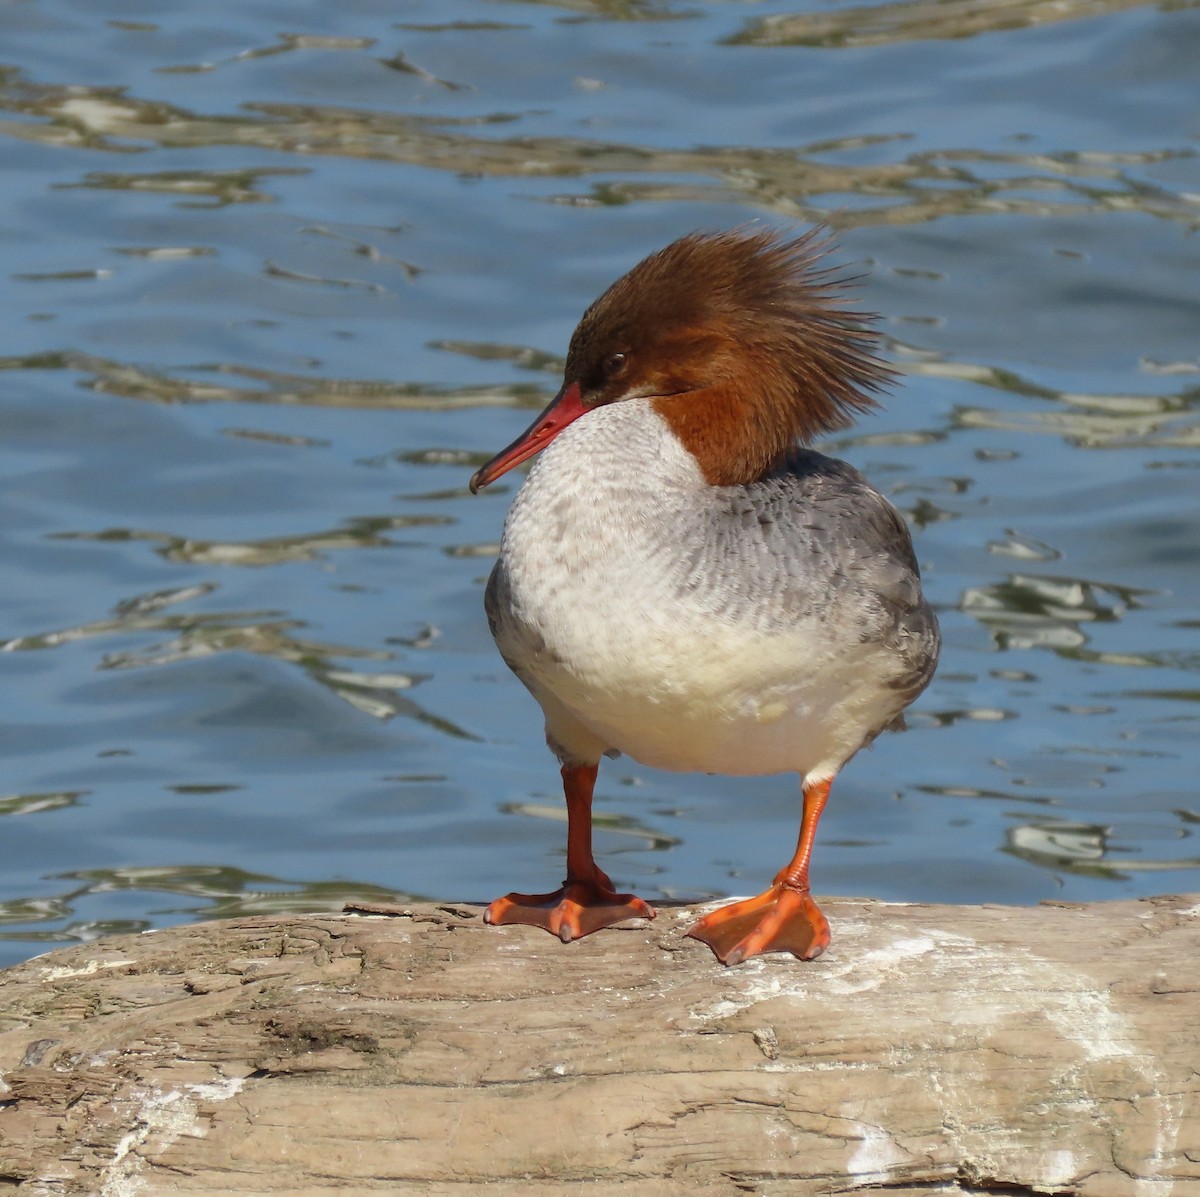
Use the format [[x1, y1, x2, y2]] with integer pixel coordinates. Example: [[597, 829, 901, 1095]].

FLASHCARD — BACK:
[[38, 958, 136, 981], [696, 912, 1185, 1194], [99, 1078, 247, 1197], [847, 1121, 912, 1183]]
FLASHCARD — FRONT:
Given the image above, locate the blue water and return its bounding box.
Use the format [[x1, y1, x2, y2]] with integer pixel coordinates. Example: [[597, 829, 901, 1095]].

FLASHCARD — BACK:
[[0, 0, 1198, 968]]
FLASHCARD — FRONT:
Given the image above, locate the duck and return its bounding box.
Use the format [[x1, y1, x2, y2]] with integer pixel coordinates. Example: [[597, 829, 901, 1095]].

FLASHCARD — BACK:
[[469, 227, 940, 965]]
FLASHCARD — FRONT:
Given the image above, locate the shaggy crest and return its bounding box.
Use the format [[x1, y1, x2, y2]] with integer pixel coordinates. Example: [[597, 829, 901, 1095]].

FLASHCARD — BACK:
[[563, 227, 894, 485]]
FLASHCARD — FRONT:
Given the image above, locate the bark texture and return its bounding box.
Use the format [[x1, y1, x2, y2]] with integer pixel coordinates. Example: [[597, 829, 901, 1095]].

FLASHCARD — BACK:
[[1, 896, 1198, 1195]]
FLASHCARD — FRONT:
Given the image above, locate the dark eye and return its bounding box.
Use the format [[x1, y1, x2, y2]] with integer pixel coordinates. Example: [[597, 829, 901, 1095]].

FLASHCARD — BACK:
[[603, 352, 628, 379]]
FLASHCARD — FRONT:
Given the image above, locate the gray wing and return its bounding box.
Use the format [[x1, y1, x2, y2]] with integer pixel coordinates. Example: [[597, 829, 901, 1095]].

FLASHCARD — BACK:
[[675, 449, 940, 705]]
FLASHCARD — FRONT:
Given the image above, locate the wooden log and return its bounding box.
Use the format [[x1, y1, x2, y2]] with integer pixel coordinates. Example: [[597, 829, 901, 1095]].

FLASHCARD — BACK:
[[0, 896, 1197, 1195]]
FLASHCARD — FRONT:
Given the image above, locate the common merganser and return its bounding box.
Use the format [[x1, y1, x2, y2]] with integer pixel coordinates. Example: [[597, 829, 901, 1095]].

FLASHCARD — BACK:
[[469, 227, 940, 965]]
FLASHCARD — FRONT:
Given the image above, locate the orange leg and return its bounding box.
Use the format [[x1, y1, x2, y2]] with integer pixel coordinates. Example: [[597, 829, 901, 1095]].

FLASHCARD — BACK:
[[485, 762, 656, 943], [687, 777, 833, 966]]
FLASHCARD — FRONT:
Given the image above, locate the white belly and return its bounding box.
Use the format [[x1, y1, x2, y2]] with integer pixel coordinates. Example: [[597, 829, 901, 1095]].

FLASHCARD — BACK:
[[522, 618, 902, 780]]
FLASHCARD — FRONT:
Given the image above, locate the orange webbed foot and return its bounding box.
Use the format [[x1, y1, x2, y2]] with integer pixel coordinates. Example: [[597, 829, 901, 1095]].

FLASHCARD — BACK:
[[485, 880, 656, 943], [686, 883, 830, 966]]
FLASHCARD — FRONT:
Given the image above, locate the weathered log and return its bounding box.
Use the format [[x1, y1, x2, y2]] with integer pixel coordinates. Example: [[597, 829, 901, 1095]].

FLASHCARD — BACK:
[[0, 896, 1197, 1195]]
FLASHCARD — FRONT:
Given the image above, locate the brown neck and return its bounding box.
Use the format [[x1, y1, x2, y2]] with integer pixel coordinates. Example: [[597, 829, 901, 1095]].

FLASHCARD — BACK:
[[653, 376, 809, 487]]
